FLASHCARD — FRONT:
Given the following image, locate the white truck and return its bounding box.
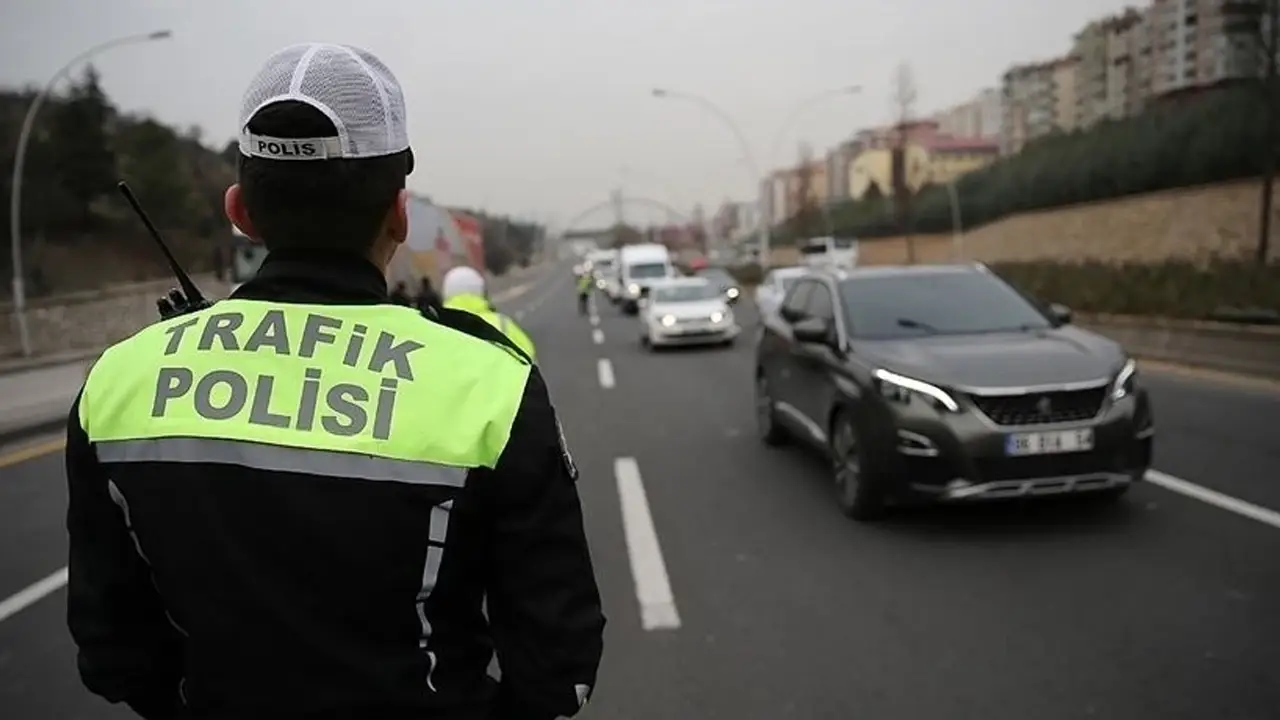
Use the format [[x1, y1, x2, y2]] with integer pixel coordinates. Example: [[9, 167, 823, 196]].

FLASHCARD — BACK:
[[798, 236, 858, 269], [617, 243, 675, 315]]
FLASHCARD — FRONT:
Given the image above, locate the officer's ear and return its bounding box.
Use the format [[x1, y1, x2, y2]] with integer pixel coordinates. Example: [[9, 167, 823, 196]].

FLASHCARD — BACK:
[[224, 184, 260, 242], [384, 189, 409, 247]]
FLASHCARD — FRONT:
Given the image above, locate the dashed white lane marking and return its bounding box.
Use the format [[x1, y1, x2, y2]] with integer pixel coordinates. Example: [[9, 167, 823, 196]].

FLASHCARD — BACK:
[[589, 315, 599, 326], [514, 310, 525, 320], [597, 359, 615, 389], [592, 329, 604, 345], [614, 458, 680, 630], [0, 566, 68, 624], [1146, 470, 1280, 530]]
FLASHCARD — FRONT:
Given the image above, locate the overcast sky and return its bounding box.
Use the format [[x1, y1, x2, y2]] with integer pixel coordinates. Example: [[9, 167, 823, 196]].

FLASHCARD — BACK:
[[1, 0, 1136, 229]]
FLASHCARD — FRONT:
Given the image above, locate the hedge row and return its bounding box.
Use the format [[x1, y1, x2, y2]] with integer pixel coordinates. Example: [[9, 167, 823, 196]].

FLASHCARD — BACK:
[[778, 84, 1267, 241], [723, 259, 1280, 321], [992, 259, 1280, 321]]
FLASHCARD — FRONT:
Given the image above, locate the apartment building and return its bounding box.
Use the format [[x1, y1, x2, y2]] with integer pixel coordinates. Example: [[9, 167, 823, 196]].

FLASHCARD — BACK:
[[1000, 56, 1076, 155], [933, 88, 1003, 139], [1150, 0, 1269, 96], [1072, 7, 1154, 129], [824, 139, 865, 205]]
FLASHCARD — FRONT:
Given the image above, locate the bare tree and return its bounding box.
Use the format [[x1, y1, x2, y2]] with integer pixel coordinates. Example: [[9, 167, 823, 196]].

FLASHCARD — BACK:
[[790, 143, 821, 240], [1255, 0, 1279, 264], [891, 61, 919, 263], [1227, 0, 1280, 262]]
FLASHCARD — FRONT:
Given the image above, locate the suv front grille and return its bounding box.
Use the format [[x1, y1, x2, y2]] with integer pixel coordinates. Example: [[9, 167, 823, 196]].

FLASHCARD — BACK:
[[969, 387, 1107, 426]]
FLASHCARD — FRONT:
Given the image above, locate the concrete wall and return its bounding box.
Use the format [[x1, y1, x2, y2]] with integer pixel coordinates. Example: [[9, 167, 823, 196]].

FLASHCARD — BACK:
[[0, 275, 230, 359], [855, 178, 1278, 266]]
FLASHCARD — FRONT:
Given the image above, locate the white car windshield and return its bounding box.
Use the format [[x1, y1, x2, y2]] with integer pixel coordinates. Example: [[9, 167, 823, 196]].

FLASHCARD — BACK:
[[652, 284, 721, 303], [627, 262, 668, 279]]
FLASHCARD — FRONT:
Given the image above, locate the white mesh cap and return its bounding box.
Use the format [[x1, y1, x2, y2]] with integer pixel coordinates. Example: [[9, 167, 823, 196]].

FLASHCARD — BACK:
[[238, 43, 409, 161]]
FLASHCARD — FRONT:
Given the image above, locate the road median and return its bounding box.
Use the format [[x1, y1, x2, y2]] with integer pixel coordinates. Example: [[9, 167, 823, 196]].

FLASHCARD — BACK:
[[1079, 314, 1280, 381]]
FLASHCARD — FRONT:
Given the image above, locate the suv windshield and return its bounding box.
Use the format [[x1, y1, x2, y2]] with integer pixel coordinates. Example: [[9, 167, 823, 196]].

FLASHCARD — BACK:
[[652, 283, 721, 303], [839, 271, 1052, 339], [627, 262, 668, 279]]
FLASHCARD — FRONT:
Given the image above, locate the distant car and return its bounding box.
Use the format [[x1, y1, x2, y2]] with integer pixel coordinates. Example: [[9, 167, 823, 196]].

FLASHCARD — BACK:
[[753, 266, 809, 319], [694, 266, 741, 304], [754, 264, 1154, 521], [640, 277, 740, 349]]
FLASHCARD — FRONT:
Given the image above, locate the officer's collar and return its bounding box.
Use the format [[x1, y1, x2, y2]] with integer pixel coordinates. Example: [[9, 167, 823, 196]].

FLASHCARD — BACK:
[[236, 248, 389, 304]]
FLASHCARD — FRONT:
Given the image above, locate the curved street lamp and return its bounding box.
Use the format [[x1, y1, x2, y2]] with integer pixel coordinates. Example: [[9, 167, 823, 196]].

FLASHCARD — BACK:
[[8, 29, 172, 357], [650, 85, 860, 267], [766, 85, 862, 174]]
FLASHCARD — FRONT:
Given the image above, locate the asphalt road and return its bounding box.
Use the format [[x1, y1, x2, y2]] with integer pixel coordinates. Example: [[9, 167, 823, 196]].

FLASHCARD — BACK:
[[1, 264, 1278, 719]]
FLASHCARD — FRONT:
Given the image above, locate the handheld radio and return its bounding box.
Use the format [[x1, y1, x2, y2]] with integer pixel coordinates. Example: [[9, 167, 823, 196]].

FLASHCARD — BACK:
[[116, 181, 213, 319]]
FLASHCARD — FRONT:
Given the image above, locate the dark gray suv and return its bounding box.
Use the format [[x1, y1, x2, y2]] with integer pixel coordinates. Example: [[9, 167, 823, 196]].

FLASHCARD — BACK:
[[753, 264, 1154, 521]]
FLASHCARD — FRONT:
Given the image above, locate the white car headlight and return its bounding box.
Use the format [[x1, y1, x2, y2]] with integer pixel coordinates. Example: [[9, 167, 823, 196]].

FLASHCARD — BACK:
[[628, 283, 640, 295], [1110, 358, 1137, 401], [711, 310, 731, 324], [873, 369, 960, 412], [660, 314, 677, 327]]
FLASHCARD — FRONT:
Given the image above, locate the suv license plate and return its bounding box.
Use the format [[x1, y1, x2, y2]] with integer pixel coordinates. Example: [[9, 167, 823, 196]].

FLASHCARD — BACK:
[[1005, 429, 1094, 456]]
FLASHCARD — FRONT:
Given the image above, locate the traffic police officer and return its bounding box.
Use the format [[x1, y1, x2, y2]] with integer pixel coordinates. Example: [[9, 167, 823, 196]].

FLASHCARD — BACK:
[[576, 272, 593, 316], [440, 266, 537, 361], [66, 43, 604, 720]]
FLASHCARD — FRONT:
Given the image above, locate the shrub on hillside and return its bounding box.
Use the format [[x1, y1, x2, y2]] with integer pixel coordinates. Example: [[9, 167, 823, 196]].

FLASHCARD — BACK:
[[789, 85, 1266, 242], [992, 259, 1280, 320]]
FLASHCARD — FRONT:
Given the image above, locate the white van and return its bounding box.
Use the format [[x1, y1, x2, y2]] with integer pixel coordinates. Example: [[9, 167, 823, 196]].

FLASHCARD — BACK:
[[618, 243, 674, 314], [799, 236, 858, 269]]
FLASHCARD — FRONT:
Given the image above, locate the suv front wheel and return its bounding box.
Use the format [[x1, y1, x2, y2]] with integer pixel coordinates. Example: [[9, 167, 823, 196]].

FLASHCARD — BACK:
[[830, 411, 887, 521]]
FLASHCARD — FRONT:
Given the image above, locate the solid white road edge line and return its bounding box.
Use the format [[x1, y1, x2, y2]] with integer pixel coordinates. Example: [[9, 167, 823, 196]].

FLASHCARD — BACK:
[[614, 458, 681, 630], [596, 359, 615, 389], [1146, 469, 1280, 530], [592, 329, 604, 345], [0, 566, 68, 624]]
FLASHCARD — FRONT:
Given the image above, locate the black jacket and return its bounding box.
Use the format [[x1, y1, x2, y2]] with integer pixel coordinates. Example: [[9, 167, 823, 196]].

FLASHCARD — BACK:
[[66, 250, 605, 720]]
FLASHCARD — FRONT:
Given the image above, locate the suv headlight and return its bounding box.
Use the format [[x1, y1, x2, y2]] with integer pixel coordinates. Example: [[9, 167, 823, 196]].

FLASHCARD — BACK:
[[660, 314, 677, 327], [873, 369, 960, 412], [628, 283, 640, 295], [1110, 358, 1137, 401]]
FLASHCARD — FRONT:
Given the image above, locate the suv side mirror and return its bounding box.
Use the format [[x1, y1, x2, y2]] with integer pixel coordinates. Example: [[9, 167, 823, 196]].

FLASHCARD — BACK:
[[1049, 303, 1073, 324], [792, 316, 833, 345]]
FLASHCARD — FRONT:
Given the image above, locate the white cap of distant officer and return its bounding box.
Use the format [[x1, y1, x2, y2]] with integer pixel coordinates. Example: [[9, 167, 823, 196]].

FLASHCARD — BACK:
[[441, 266, 486, 302]]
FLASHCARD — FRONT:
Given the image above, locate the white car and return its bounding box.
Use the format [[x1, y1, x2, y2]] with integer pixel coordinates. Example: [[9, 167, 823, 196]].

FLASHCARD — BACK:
[[639, 277, 740, 349], [753, 266, 810, 320]]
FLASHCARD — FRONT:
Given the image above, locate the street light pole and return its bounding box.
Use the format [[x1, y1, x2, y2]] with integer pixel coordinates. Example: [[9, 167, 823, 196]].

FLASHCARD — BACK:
[[765, 86, 862, 174], [651, 88, 769, 266], [651, 86, 861, 268], [8, 29, 172, 357]]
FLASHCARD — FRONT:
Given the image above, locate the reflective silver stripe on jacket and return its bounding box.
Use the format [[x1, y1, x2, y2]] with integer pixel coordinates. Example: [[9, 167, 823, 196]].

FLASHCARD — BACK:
[[417, 499, 452, 691], [498, 314, 509, 334], [95, 437, 468, 487]]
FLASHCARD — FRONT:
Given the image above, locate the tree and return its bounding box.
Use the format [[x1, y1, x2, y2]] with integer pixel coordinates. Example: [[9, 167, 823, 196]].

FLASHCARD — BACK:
[[50, 65, 116, 228], [891, 61, 919, 262], [1233, 0, 1280, 263], [790, 143, 823, 239]]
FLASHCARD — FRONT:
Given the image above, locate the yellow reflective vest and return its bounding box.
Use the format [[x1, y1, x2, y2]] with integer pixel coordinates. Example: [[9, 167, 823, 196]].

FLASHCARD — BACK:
[[443, 293, 537, 363]]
